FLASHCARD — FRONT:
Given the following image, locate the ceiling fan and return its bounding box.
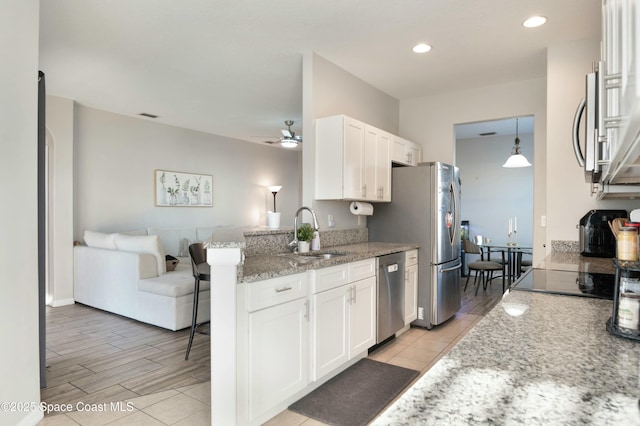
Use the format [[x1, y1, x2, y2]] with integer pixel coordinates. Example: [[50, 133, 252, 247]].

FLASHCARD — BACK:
[[263, 120, 303, 148]]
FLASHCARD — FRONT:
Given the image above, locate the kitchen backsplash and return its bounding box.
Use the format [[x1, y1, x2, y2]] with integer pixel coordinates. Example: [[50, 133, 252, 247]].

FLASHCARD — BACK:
[[551, 240, 579, 253], [243, 228, 368, 256]]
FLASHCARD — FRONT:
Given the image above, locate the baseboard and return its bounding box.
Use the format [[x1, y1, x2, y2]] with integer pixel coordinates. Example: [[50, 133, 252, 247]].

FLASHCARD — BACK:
[[16, 409, 44, 426], [49, 298, 75, 307]]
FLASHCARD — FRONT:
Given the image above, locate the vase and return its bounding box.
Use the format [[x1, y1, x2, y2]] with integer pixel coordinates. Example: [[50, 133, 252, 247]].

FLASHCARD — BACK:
[[182, 192, 190, 205], [267, 211, 281, 229], [298, 241, 310, 253], [191, 192, 200, 205], [169, 193, 177, 205]]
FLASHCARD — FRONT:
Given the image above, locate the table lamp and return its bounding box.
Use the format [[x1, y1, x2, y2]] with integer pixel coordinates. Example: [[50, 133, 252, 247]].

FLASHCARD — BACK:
[[268, 185, 282, 212]]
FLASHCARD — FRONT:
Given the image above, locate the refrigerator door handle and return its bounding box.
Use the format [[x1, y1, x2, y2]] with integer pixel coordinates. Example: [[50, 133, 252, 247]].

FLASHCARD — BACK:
[[450, 180, 461, 245], [441, 262, 462, 273]]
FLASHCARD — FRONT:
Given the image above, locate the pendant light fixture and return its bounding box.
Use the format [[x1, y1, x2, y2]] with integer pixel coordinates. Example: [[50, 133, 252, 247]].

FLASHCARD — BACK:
[[502, 118, 532, 168]]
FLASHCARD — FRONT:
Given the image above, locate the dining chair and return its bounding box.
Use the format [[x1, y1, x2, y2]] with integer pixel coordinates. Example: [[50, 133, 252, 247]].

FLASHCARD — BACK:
[[185, 242, 210, 360], [463, 239, 503, 295]]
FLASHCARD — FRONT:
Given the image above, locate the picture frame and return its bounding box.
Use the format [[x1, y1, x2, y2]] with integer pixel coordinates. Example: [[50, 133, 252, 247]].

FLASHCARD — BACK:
[[155, 169, 213, 207]]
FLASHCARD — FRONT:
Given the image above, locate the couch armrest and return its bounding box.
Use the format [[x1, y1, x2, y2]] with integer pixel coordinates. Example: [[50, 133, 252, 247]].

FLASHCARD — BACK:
[[74, 245, 160, 318]]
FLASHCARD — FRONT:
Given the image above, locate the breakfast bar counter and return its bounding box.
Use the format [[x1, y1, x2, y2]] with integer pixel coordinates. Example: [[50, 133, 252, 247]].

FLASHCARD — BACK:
[[373, 290, 640, 425]]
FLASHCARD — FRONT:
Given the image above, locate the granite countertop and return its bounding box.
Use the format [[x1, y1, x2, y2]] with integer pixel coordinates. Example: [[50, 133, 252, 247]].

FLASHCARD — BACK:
[[240, 242, 418, 283], [539, 251, 616, 274], [373, 290, 640, 425]]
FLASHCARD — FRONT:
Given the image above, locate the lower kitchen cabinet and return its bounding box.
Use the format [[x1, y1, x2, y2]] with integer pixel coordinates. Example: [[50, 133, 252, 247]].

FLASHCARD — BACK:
[[242, 272, 310, 423], [248, 297, 309, 420], [405, 250, 419, 324], [312, 274, 376, 381]]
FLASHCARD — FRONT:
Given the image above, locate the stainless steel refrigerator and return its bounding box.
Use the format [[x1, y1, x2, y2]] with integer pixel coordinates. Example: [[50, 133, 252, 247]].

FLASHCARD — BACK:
[[368, 162, 461, 329]]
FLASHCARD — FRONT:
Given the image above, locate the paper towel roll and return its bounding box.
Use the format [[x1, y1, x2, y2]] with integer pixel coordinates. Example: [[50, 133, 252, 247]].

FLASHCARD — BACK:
[[350, 201, 374, 216]]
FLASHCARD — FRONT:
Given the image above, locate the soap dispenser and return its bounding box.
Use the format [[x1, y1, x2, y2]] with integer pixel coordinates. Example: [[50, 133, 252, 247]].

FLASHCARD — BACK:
[[311, 231, 321, 251]]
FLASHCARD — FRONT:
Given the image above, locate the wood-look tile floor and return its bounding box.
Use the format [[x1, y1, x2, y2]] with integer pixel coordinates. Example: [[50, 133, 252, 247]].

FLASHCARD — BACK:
[[39, 278, 503, 426], [39, 303, 211, 425]]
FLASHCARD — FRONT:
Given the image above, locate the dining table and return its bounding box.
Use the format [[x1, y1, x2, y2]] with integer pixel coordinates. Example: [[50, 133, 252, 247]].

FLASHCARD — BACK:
[[478, 242, 532, 289]]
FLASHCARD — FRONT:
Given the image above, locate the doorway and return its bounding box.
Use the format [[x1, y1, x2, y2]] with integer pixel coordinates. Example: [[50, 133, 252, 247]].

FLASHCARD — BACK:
[[454, 116, 534, 247]]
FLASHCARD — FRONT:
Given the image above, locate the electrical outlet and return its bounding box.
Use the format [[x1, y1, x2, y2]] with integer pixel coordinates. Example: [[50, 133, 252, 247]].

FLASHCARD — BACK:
[[541, 215, 547, 227], [418, 307, 424, 320], [328, 214, 335, 227]]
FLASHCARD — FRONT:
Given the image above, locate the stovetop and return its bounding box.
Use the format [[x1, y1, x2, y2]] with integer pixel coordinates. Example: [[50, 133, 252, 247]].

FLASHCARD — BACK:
[[512, 268, 615, 300]]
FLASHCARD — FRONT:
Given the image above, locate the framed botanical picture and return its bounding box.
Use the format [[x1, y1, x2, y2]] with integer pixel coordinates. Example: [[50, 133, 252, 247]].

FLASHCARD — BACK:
[[155, 170, 213, 207]]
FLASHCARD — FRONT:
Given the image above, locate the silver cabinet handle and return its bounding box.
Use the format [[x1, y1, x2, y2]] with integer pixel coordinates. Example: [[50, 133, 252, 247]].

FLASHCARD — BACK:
[[362, 185, 367, 197], [275, 286, 292, 293], [304, 299, 310, 321], [352, 285, 357, 304]]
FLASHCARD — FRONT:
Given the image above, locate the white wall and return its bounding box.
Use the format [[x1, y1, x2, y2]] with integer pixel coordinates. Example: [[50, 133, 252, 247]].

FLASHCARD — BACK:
[[546, 39, 639, 242], [73, 105, 301, 237], [456, 132, 534, 245], [400, 77, 547, 264], [45, 96, 74, 306], [302, 53, 400, 229], [0, 1, 43, 425]]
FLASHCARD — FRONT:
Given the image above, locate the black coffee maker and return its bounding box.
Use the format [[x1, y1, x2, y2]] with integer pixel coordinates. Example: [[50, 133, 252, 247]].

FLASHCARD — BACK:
[[579, 209, 627, 257]]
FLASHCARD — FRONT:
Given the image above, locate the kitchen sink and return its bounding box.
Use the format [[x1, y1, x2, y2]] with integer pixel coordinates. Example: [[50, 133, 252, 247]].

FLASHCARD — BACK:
[[276, 251, 348, 261]]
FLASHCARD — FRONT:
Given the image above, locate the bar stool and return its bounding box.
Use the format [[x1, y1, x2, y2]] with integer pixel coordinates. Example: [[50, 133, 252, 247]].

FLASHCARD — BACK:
[[185, 242, 210, 360], [463, 239, 504, 295]]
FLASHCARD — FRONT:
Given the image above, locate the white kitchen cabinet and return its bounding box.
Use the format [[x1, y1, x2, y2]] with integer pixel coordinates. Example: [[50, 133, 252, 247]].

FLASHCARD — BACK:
[[348, 276, 377, 356], [404, 250, 419, 325], [599, 0, 640, 185], [316, 115, 391, 201], [311, 258, 377, 381], [392, 136, 422, 166], [244, 273, 309, 422]]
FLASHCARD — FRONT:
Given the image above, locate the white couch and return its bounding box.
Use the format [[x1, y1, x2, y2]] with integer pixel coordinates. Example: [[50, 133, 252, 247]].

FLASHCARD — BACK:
[[74, 227, 216, 331]]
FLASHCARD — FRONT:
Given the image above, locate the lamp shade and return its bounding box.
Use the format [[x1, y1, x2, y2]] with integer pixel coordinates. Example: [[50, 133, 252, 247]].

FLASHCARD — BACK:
[[503, 153, 532, 168], [268, 185, 282, 193]]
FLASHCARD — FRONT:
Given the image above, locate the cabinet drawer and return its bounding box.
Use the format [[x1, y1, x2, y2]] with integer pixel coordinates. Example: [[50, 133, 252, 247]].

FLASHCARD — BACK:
[[312, 264, 349, 294], [248, 273, 308, 312], [406, 249, 418, 266], [349, 258, 376, 282]]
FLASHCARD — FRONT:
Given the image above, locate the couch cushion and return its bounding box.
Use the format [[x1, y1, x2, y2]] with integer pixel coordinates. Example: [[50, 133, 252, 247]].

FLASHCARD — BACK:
[[84, 231, 117, 249], [138, 264, 210, 297], [114, 234, 166, 275]]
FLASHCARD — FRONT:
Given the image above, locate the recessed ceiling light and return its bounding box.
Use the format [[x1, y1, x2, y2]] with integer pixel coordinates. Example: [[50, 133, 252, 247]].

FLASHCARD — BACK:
[[412, 43, 432, 54], [523, 16, 547, 28], [139, 112, 158, 118]]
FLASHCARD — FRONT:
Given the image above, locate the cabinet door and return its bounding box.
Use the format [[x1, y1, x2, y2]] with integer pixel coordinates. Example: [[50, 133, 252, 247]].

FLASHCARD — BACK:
[[392, 136, 409, 165], [364, 125, 378, 200], [343, 118, 365, 199], [349, 276, 377, 357], [404, 263, 418, 325], [248, 298, 309, 420], [407, 143, 421, 166], [312, 286, 349, 381], [375, 131, 392, 201]]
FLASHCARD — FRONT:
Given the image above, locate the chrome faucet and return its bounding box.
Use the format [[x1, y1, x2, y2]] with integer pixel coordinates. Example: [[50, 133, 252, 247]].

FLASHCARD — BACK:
[[289, 206, 320, 251]]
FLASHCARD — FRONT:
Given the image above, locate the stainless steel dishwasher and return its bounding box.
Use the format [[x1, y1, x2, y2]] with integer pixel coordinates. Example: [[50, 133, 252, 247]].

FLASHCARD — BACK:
[[377, 252, 406, 343]]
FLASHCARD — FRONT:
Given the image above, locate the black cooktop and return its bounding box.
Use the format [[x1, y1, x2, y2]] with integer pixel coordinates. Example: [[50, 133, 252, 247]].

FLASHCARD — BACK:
[[512, 268, 615, 300]]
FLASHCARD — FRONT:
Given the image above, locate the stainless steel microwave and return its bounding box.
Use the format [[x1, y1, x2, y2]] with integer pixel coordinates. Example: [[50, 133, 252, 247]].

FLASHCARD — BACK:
[[572, 63, 603, 184]]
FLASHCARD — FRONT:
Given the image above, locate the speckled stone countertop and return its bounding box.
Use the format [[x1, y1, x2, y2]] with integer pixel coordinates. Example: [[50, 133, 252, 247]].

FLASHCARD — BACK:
[[373, 290, 640, 425], [240, 242, 418, 283], [539, 251, 616, 274]]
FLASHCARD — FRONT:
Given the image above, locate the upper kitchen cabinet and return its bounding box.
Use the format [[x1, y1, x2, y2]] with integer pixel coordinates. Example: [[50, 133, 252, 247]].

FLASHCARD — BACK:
[[392, 136, 422, 166], [316, 115, 391, 202], [599, 0, 640, 186]]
